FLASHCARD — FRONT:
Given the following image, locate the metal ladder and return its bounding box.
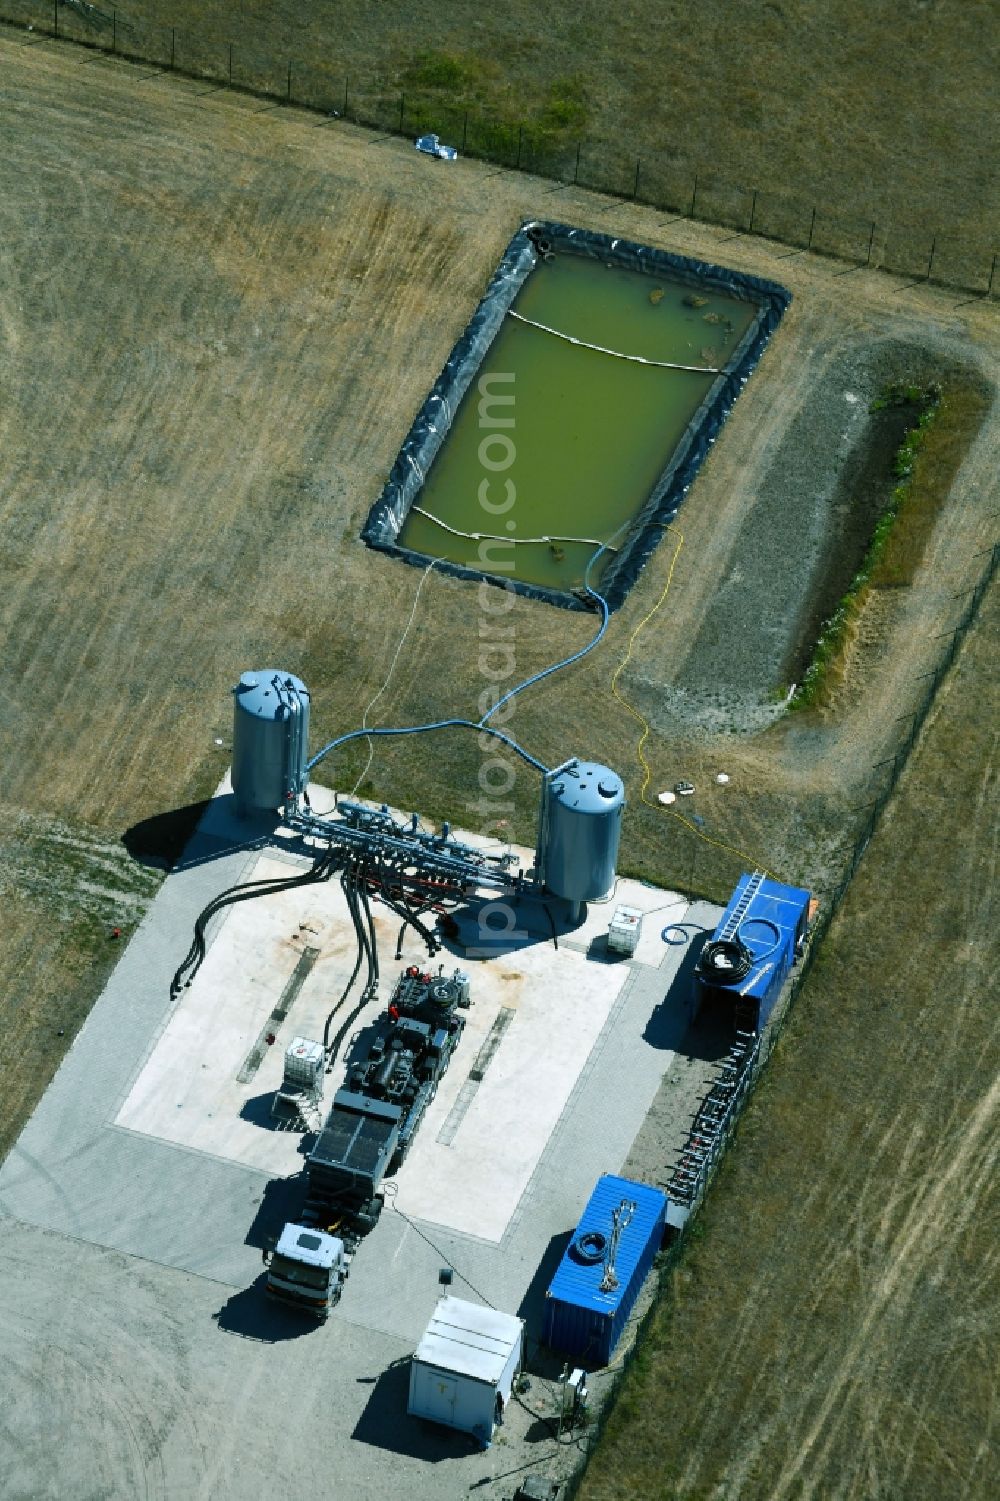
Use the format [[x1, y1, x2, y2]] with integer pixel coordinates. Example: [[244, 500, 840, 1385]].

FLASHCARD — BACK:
[[718, 870, 767, 943], [599, 1199, 636, 1292]]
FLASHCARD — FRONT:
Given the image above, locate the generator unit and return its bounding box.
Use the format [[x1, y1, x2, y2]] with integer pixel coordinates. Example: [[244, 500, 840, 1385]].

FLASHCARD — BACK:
[[695, 870, 811, 1034], [308, 965, 469, 1212]]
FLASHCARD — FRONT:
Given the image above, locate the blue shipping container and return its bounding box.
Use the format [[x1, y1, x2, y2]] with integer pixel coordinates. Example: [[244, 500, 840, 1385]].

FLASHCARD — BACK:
[[543, 1175, 666, 1367], [696, 873, 811, 1033]]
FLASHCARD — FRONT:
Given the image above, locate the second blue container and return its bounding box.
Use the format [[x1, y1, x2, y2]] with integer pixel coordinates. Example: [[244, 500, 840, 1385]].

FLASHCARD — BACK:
[[543, 1174, 666, 1367]]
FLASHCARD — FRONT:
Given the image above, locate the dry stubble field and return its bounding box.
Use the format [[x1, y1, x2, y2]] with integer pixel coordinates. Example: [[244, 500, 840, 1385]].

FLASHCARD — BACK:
[[0, 31, 997, 1499], [3, 0, 998, 288]]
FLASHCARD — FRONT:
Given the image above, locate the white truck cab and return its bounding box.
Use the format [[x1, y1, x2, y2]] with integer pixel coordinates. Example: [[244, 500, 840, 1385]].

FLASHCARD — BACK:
[[265, 1222, 348, 1319]]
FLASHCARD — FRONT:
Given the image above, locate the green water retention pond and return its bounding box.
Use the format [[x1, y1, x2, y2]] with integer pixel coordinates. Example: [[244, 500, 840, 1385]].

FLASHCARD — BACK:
[[362, 222, 790, 610]]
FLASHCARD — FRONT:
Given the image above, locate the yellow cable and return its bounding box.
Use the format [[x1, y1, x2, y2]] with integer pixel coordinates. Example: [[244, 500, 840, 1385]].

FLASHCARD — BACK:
[[610, 525, 777, 880]]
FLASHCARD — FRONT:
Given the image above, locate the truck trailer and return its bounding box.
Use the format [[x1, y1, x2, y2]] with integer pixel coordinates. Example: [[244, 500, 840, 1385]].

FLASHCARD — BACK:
[[265, 964, 470, 1316]]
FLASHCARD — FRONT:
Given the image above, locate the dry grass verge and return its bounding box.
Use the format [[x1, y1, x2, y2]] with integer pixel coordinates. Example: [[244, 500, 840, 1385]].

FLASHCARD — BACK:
[[0, 809, 160, 1156], [575, 575, 1000, 1501]]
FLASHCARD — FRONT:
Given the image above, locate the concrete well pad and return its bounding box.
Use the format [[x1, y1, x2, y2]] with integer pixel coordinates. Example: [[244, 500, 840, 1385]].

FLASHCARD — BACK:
[[114, 847, 635, 1241], [0, 782, 721, 1326]]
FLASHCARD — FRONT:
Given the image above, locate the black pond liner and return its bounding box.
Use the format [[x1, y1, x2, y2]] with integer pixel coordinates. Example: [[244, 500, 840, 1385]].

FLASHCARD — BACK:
[[361, 220, 791, 613]]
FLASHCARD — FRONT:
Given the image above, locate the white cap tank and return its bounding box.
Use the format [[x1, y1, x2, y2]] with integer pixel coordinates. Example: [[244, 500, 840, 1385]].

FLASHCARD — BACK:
[[537, 760, 625, 905], [232, 670, 310, 817]]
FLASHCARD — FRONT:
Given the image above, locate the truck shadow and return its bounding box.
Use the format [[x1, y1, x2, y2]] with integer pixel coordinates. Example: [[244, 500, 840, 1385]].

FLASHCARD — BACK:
[[245, 1173, 309, 1251], [213, 1275, 316, 1342], [351, 1357, 480, 1459]]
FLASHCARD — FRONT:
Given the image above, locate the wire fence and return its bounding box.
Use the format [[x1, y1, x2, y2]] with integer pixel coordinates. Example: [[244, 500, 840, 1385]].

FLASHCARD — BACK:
[[559, 538, 999, 1498], [3, 0, 997, 295]]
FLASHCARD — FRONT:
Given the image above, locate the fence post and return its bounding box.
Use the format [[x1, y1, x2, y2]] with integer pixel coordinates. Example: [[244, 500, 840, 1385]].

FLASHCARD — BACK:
[[748, 188, 757, 233], [987, 253, 996, 297], [866, 221, 876, 266], [573, 141, 581, 184], [690, 171, 698, 216], [633, 158, 641, 199], [343, 76, 349, 117], [516, 124, 523, 169], [806, 206, 817, 249], [398, 93, 404, 132], [462, 110, 468, 150], [926, 236, 936, 280]]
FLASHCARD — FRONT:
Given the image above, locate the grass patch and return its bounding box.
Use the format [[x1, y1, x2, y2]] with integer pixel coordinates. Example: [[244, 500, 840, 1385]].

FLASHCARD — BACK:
[[872, 382, 991, 588], [0, 809, 162, 1161], [790, 379, 987, 710], [397, 48, 589, 159]]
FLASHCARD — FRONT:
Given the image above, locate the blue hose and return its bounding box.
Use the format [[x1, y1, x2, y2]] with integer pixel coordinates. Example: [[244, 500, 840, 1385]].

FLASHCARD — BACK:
[[478, 531, 619, 727], [736, 917, 782, 960], [306, 530, 619, 778], [306, 718, 549, 774]]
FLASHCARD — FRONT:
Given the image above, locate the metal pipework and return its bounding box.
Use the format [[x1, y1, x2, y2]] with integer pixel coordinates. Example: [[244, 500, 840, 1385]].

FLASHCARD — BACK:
[[282, 799, 524, 895]]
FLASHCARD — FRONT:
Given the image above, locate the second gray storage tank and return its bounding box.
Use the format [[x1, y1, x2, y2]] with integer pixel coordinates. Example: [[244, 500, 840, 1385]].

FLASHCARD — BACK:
[[232, 670, 310, 817], [537, 760, 624, 905]]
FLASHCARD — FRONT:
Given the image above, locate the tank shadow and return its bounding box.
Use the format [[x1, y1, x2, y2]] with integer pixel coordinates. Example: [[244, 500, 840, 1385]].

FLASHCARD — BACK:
[[122, 794, 279, 872], [435, 894, 584, 961]]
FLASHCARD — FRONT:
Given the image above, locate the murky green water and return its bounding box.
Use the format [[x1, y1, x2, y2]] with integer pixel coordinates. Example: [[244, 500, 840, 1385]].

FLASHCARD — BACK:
[[398, 254, 757, 592]]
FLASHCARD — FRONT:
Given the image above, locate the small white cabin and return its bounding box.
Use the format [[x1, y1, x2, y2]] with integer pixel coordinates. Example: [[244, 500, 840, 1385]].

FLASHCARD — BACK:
[[408, 1295, 524, 1444]]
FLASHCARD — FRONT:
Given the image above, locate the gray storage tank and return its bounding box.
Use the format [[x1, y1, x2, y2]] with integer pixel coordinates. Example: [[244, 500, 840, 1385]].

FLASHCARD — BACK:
[[537, 760, 624, 914], [232, 670, 310, 817]]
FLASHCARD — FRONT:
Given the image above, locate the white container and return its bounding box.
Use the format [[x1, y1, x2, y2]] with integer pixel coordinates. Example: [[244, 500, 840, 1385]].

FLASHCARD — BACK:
[[282, 1037, 325, 1091], [408, 1296, 524, 1443], [607, 905, 642, 956]]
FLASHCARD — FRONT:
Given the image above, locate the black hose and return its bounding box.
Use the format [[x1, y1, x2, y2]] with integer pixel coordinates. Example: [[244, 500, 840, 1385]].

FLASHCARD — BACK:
[[324, 863, 381, 1068], [377, 889, 439, 956], [325, 965, 378, 1071], [371, 862, 440, 956], [322, 866, 365, 1053], [170, 849, 337, 998], [698, 937, 753, 985], [360, 880, 379, 994]]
